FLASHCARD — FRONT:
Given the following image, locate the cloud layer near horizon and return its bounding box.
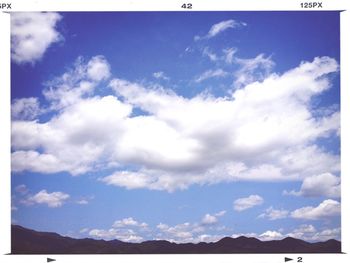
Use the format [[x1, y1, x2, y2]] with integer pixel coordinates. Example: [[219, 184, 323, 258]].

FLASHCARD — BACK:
[[11, 55, 340, 192], [87, 214, 340, 243]]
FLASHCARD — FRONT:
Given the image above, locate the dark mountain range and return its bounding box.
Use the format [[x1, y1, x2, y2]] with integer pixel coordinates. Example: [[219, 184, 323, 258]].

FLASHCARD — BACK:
[[11, 225, 341, 254]]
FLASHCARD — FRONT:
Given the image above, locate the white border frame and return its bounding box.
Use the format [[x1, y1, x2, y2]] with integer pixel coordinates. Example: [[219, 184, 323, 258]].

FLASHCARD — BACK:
[[1, 1, 349, 262]]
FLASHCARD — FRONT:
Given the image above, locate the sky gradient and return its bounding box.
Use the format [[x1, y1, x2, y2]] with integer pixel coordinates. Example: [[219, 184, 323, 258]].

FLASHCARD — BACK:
[[11, 11, 341, 243]]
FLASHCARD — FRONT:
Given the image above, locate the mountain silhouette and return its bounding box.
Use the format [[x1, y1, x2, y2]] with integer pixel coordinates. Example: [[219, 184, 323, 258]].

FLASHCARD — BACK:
[[11, 225, 341, 254]]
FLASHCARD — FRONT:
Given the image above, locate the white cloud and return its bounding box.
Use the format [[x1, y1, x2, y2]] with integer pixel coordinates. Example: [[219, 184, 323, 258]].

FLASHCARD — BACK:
[[286, 225, 340, 241], [11, 97, 41, 120], [286, 224, 316, 240], [293, 224, 317, 234], [193, 234, 225, 243], [113, 217, 148, 229], [284, 173, 340, 198], [155, 212, 228, 243], [195, 69, 228, 83], [11, 12, 62, 64], [201, 210, 226, 225], [291, 199, 340, 220], [195, 19, 246, 40], [87, 55, 111, 81], [25, 189, 69, 208], [279, 146, 340, 179], [259, 230, 284, 241], [12, 95, 132, 175], [76, 195, 94, 205], [12, 151, 70, 174], [155, 221, 216, 243], [296, 224, 317, 233], [88, 216, 340, 243], [201, 214, 218, 225], [233, 195, 263, 211], [89, 228, 143, 242], [89, 217, 149, 242], [156, 223, 169, 231], [100, 163, 246, 192], [113, 217, 138, 227], [309, 227, 340, 241], [76, 195, 95, 205], [232, 230, 284, 241], [231, 232, 259, 239], [233, 225, 340, 242], [101, 171, 155, 190], [153, 71, 169, 80], [258, 207, 289, 220], [12, 56, 340, 192], [156, 222, 194, 243]]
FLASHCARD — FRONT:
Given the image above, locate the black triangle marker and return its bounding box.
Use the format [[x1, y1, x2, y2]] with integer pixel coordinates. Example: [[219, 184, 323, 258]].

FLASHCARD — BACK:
[[47, 258, 56, 263], [285, 257, 293, 262]]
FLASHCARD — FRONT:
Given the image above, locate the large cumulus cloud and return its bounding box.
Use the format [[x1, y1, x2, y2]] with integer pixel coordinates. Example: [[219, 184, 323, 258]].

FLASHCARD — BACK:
[[11, 56, 340, 192]]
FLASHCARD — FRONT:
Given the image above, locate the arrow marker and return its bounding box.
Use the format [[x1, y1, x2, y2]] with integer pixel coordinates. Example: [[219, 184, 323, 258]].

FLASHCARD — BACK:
[[47, 258, 56, 263], [285, 257, 293, 262]]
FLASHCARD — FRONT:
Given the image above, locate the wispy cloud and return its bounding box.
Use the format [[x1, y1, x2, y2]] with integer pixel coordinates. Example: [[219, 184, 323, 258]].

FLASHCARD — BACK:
[[233, 53, 275, 88], [80, 228, 90, 234], [200, 46, 238, 64], [153, 71, 169, 80], [194, 69, 228, 82], [223, 47, 237, 64], [76, 200, 88, 205], [195, 19, 246, 41], [15, 184, 29, 195], [202, 47, 218, 62], [43, 55, 111, 110]]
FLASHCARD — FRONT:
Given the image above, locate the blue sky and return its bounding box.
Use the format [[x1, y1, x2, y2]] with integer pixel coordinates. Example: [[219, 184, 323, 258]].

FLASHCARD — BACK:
[[11, 11, 341, 243]]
